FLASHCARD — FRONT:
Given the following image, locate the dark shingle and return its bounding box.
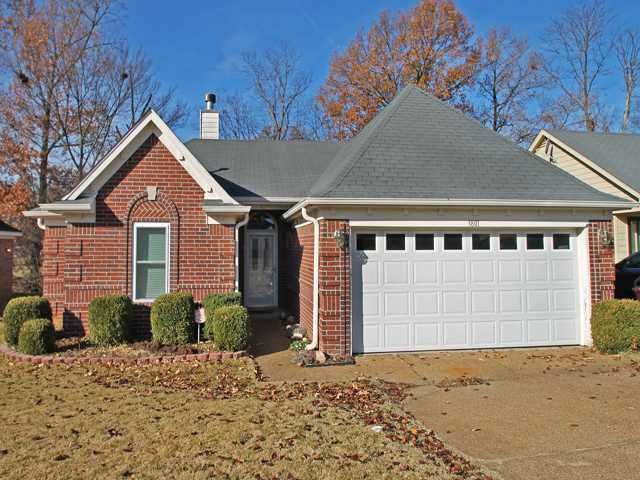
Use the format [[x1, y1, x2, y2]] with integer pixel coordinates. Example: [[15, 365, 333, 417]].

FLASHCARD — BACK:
[[0, 220, 20, 233], [185, 139, 339, 198], [547, 129, 640, 193], [309, 85, 622, 202]]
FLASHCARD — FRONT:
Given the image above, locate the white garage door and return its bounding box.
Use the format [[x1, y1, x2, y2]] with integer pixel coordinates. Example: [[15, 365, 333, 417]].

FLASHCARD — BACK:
[[352, 231, 581, 353]]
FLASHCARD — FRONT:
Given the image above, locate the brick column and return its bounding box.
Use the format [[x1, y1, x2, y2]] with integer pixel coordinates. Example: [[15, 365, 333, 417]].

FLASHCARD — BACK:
[[0, 238, 14, 311], [588, 220, 615, 304], [318, 220, 351, 358]]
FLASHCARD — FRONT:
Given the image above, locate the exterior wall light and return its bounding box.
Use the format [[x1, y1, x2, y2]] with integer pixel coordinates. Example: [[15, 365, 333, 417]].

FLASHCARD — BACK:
[[334, 229, 349, 249], [600, 228, 614, 247]]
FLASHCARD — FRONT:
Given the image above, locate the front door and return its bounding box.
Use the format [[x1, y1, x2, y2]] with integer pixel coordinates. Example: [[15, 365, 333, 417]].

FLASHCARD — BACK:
[[245, 214, 277, 308]]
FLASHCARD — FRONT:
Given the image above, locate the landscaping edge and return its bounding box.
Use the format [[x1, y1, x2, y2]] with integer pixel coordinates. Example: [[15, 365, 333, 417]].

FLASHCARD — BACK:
[[0, 345, 246, 365]]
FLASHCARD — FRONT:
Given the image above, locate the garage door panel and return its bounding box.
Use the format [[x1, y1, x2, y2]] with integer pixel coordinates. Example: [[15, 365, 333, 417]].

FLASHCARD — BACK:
[[525, 260, 548, 282], [499, 290, 523, 313], [499, 260, 522, 282], [471, 291, 496, 313], [443, 291, 467, 314], [414, 291, 439, 315], [499, 320, 524, 344], [384, 323, 411, 349], [443, 260, 466, 283], [353, 229, 581, 353], [414, 323, 439, 347], [472, 321, 496, 345], [414, 261, 438, 284], [471, 260, 495, 283], [385, 291, 410, 315], [526, 290, 550, 312], [528, 319, 551, 343]]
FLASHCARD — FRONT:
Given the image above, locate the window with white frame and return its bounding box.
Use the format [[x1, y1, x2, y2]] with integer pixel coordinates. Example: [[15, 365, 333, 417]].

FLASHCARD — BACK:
[[133, 223, 169, 301]]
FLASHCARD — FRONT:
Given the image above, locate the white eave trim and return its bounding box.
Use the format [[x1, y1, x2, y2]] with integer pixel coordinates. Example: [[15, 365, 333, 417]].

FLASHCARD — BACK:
[[350, 220, 589, 228], [0, 231, 21, 239], [63, 110, 236, 205], [202, 205, 251, 214], [39, 200, 94, 212], [530, 130, 640, 201], [283, 197, 634, 219]]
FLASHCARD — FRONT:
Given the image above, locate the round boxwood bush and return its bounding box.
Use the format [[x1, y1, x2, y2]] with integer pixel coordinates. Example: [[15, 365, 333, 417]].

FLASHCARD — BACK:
[[88, 295, 133, 346], [0, 322, 5, 345], [591, 299, 640, 353], [150, 292, 194, 345], [18, 319, 56, 355], [3, 296, 52, 347], [211, 305, 251, 351], [203, 292, 242, 340]]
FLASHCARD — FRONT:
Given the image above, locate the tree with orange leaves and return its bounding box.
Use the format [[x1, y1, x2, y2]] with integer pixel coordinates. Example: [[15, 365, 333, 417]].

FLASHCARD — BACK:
[[318, 0, 480, 140]]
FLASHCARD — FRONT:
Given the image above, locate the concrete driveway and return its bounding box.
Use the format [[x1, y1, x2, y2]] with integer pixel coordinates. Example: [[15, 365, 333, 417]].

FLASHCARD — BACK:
[[254, 327, 640, 480]]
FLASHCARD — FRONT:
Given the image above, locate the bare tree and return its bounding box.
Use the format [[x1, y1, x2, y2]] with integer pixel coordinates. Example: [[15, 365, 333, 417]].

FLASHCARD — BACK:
[[475, 28, 546, 143], [242, 43, 312, 140], [219, 93, 259, 140], [543, 0, 613, 131], [616, 29, 640, 131]]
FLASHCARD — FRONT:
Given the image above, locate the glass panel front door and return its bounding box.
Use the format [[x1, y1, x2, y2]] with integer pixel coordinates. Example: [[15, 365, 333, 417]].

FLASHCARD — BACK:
[[245, 232, 276, 307]]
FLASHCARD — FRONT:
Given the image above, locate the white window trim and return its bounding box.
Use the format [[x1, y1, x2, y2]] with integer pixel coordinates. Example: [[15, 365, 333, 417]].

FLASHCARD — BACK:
[[133, 222, 170, 303]]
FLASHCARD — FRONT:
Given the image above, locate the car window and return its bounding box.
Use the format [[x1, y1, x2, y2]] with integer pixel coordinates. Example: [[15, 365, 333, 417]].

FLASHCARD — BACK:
[[627, 253, 640, 268]]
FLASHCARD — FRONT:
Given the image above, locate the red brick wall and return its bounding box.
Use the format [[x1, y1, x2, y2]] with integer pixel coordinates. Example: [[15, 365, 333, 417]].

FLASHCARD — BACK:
[[282, 222, 314, 336], [588, 220, 615, 304], [0, 238, 14, 312], [318, 220, 351, 357], [42, 226, 66, 329], [43, 134, 235, 336]]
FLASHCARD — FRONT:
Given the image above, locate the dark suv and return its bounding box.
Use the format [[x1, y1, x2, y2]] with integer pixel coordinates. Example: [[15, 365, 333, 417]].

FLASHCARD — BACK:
[[615, 252, 640, 299]]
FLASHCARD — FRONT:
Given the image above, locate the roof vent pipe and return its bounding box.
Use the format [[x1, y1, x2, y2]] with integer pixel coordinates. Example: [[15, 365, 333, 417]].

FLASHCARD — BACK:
[[200, 92, 219, 140]]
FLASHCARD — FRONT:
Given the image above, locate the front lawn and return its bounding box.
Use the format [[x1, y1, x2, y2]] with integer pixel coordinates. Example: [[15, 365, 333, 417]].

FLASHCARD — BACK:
[[0, 358, 488, 479]]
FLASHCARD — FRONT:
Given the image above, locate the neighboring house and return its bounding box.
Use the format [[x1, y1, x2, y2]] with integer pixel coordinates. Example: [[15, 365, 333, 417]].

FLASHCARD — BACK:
[[24, 85, 633, 357], [0, 220, 21, 312], [530, 130, 640, 262]]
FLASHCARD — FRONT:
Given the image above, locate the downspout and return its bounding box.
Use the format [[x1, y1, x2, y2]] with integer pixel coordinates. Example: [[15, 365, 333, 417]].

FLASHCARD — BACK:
[[235, 214, 250, 292], [301, 207, 319, 351]]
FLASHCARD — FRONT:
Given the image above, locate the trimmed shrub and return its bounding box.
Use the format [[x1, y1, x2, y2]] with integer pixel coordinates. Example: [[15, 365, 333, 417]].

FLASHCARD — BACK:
[[3, 296, 52, 347], [203, 292, 242, 340], [0, 322, 5, 345], [591, 299, 640, 354], [88, 295, 133, 346], [18, 319, 56, 355], [150, 292, 194, 345], [211, 305, 251, 351]]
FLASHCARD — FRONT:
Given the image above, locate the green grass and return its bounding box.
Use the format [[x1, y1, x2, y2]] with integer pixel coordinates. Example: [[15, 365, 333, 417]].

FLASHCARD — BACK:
[[0, 358, 466, 480]]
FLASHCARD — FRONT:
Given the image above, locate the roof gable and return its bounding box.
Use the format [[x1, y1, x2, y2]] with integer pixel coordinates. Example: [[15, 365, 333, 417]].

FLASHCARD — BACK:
[[309, 85, 621, 203], [535, 129, 640, 197], [64, 111, 236, 205]]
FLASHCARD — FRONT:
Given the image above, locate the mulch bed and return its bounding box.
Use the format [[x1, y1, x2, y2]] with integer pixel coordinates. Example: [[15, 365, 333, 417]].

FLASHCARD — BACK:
[[55, 337, 220, 358]]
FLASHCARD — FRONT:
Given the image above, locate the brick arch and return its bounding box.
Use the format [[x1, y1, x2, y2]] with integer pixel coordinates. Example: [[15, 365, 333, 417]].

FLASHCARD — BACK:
[[125, 190, 180, 297]]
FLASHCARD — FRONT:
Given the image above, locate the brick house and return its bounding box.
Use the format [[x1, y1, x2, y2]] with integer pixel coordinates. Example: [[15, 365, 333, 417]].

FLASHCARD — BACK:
[[0, 220, 21, 311], [25, 85, 634, 357]]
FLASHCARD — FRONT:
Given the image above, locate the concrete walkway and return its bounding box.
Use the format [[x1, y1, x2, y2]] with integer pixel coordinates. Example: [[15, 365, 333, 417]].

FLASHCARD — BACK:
[[251, 315, 640, 479]]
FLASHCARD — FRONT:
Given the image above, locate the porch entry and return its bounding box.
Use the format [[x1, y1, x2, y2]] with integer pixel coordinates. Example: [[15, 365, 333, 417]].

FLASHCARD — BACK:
[[244, 212, 278, 308]]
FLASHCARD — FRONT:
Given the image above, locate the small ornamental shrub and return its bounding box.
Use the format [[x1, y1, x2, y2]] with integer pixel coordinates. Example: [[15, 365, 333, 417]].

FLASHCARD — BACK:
[[18, 319, 56, 355], [0, 322, 5, 344], [150, 292, 194, 345], [591, 299, 640, 354], [211, 305, 251, 351], [289, 339, 309, 352], [203, 292, 242, 340], [88, 295, 133, 346], [3, 296, 52, 347]]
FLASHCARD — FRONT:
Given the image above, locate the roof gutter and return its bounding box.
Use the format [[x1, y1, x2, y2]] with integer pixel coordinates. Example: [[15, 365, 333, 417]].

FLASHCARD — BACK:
[[300, 207, 320, 351], [283, 197, 635, 219]]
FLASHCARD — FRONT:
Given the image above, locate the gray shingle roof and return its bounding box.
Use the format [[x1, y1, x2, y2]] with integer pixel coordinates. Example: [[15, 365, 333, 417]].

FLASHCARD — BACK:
[[0, 220, 20, 233], [309, 85, 621, 202], [185, 139, 339, 198], [547, 129, 640, 193]]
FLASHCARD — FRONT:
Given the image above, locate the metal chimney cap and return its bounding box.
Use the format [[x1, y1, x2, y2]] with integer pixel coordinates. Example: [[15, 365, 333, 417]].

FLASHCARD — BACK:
[[204, 93, 216, 103]]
